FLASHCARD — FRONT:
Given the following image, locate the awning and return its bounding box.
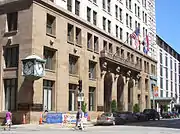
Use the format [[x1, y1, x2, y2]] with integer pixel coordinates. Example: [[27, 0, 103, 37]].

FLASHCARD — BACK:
[[153, 97, 176, 105]]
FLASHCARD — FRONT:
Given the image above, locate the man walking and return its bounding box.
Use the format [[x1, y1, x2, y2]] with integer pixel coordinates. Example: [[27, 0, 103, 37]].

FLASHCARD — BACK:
[[75, 106, 84, 130]]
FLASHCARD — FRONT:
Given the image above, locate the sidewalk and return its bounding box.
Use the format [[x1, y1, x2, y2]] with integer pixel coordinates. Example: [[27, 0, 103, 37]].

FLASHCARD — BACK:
[[11, 121, 95, 129]]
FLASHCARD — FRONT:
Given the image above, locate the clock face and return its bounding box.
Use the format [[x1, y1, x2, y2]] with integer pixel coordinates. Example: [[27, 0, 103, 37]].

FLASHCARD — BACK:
[[23, 61, 34, 76], [36, 62, 44, 76]]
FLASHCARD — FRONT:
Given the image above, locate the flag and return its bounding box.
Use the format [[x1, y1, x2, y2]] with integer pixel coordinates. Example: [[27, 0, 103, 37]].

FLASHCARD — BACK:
[[130, 28, 140, 39], [142, 35, 149, 54], [130, 28, 140, 48]]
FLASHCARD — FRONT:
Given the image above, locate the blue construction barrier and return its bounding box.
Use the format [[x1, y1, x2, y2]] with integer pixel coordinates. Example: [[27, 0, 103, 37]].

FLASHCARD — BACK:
[[46, 113, 63, 124]]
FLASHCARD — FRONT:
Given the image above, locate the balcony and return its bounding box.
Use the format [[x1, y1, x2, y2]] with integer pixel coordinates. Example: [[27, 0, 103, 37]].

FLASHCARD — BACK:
[[100, 50, 142, 72]]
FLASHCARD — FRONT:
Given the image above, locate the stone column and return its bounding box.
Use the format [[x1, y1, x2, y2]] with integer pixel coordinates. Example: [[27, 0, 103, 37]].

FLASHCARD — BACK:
[[97, 71, 106, 111], [112, 74, 118, 101], [132, 79, 137, 107], [123, 76, 128, 111], [140, 76, 145, 111]]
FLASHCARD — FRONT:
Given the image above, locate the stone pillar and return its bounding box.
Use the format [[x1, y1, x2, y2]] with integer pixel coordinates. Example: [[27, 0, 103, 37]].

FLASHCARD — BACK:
[[147, 79, 151, 109], [97, 71, 106, 111], [140, 76, 145, 111], [112, 74, 118, 101], [123, 76, 128, 111], [132, 79, 137, 107]]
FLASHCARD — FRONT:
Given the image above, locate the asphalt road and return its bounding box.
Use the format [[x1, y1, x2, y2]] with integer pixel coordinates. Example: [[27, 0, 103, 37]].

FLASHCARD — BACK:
[[0, 119, 180, 134]]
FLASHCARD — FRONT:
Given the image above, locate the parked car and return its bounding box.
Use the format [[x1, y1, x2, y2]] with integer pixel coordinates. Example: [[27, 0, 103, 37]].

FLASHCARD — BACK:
[[96, 112, 125, 125], [135, 112, 148, 121], [143, 109, 160, 120], [116, 112, 138, 123]]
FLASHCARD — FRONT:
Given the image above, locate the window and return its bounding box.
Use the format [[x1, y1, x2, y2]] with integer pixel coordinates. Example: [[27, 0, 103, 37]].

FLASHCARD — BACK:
[[171, 71, 173, 80], [160, 77, 163, 89], [119, 8, 122, 21], [89, 61, 96, 79], [129, 0, 132, 10], [89, 87, 95, 111], [107, 0, 111, 13], [87, 33, 93, 50], [67, 0, 72, 11], [109, 43, 113, 53], [69, 55, 78, 75], [129, 16, 132, 29], [121, 49, 124, 58], [44, 47, 56, 70], [160, 65, 163, 76], [166, 91, 168, 97], [67, 23, 74, 42], [116, 47, 120, 56], [7, 12, 18, 32], [135, 4, 137, 15], [145, 79, 148, 91], [94, 36, 99, 52], [4, 79, 17, 111], [142, 11, 144, 22], [87, 7, 91, 22], [171, 82, 173, 91], [170, 59, 172, 69], [46, 14, 56, 35], [4, 46, 19, 68], [103, 17, 106, 30], [160, 90, 163, 97], [69, 84, 77, 111], [108, 20, 111, 33], [116, 25, 118, 37], [160, 53, 162, 64], [102, 0, 106, 9], [115, 5, 118, 18], [126, 0, 128, 8], [103, 41, 107, 50], [165, 56, 168, 66], [145, 13, 147, 23], [135, 21, 137, 29], [130, 36, 132, 46], [43, 80, 54, 111], [175, 62, 177, 72], [93, 0, 96, 3], [166, 80, 168, 90], [75, 0, 80, 16], [126, 13, 128, 26], [137, 6, 140, 17], [126, 32, 129, 44], [93, 11, 97, 25], [75, 27, 81, 45], [120, 28, 123, 40], [166, 68, 168, 78]]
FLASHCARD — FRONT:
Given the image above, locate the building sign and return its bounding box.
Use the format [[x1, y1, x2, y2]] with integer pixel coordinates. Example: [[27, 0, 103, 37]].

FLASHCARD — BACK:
[[153, 86, 158, 97], [62, 113, 76, 124]]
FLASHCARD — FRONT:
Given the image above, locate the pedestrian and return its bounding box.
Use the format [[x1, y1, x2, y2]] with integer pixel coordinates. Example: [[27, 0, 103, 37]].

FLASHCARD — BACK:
[[4, 109, 12, 131], [75, 106, 84, 130]]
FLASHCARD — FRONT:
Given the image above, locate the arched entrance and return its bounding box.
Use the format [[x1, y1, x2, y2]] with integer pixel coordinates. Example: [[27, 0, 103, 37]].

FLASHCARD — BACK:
[[128, 78, 134, 111], [104, 72, 113, 112], [117, 75, 124, 111]]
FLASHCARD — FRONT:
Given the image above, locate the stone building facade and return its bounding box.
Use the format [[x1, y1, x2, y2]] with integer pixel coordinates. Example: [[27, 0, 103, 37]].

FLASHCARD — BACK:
[[0, 0, 157, 123]]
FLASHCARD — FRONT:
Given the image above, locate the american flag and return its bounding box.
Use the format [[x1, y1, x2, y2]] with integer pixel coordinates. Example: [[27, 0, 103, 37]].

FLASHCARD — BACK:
[[130, 28, 140, 39]]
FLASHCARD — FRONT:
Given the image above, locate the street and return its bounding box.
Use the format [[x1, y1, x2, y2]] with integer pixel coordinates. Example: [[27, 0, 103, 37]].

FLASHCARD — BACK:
[[0, 119, 180, 134]]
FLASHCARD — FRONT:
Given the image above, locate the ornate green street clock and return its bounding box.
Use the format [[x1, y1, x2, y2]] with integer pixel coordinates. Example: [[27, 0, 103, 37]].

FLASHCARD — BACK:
[[22, 54, 46, 79]]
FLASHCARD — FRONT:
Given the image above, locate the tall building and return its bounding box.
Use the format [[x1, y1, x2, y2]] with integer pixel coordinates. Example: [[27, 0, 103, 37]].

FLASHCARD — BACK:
[[54, 0, 157, 58], [156, 35, 180, 112], [0, 0, 157, 123]]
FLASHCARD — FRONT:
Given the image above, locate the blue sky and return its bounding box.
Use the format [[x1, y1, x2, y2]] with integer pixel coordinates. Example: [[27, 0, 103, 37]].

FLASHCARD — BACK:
[[156, 0, 180, 53]]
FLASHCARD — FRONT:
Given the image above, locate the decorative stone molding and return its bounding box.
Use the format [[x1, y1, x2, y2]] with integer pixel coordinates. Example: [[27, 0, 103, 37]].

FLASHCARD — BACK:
[[127, 70, 131, 77], [50, 39, 54, 45], [126, 77, 130, 83], [101, 71, 106, 77], [73, 48, 77, 53], [116, 66, 120, 73], [102, 61, 107, 69]]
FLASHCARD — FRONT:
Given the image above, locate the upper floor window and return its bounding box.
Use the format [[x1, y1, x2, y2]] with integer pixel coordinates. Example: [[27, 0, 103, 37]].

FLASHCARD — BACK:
[[67, 0, 72, 11], [103, 0, 106, 9], [107, 0, 111, 13], [7, 12, 18, 32], [94, 36, 99, 52], [46, 14, 56, 35], [75, 0, 80, 16], [87, 7, 91, 22], [165, 56, 168, 66], [129, 0, 132, 10], [108, 20, 111, 33], [93, 11, 97, 25], [75, 27, 81, 45], [89, 61, 96, 79], [43, 47, 56, 70], [67, 23, 74, 42], [160, 53, 162, 64], [69, 55, 79, 75], [4, 46, 19, 68], [103, 17, 106, 30], [87, 33, 93, 50]]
